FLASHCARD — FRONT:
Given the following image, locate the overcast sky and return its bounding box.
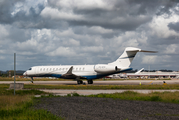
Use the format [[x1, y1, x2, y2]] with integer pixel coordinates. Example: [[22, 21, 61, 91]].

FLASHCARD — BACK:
[[0, 0, 179, 71]]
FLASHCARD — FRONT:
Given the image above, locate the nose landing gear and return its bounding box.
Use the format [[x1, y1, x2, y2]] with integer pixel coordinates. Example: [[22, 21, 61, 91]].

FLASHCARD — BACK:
[[31, 77, 33, 83]]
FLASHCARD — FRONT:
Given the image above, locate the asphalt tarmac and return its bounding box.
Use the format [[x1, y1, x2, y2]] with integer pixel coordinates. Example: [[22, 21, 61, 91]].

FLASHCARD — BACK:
[[1, 80, 179, 96], [0, 79, 179, 85]]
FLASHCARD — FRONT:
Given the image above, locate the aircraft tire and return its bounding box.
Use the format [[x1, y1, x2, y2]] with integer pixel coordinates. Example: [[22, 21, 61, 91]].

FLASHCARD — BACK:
[[88, 80, 93, 84], [77, 80, 83, 84], [77, 80, 81, 84], [80, 80, 83, 84]]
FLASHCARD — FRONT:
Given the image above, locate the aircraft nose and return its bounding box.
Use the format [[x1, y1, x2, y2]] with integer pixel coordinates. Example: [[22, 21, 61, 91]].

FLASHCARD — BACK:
[[23, 72, 27, 76]]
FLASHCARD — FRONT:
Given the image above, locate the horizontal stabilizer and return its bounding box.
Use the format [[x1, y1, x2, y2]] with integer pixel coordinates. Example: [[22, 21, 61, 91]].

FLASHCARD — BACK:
[[125, 47, 157, 53], [140, 50, 157, 53]]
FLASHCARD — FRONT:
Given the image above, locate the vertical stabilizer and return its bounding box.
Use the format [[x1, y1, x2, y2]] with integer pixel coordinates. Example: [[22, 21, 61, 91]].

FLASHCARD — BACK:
[[108, 47, 156, 68]]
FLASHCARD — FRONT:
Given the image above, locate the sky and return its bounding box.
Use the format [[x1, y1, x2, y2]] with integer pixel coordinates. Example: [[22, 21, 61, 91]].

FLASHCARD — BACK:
[[0, 0, 179, 71]]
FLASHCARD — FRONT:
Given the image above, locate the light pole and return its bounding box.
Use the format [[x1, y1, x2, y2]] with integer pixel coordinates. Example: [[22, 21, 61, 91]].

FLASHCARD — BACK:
[[14, 53, 16, 95]]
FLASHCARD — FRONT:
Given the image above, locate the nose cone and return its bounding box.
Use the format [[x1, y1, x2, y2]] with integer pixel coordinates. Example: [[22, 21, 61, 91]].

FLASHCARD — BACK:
[[23, 72, 27, 76]]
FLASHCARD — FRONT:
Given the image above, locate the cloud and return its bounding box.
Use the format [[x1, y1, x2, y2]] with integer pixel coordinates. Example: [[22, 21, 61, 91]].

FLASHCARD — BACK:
[[141, 55, 157, 64], [165, 44, 178, 54], [47, 47, 76, 56], [40, 7, 85, 21], [0, 0, 179, 71], [168, 22, 179, 32]]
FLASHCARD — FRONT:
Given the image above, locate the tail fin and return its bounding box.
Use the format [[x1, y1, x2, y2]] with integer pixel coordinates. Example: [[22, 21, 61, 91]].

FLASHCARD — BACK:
[[108, 47, 157, 68]]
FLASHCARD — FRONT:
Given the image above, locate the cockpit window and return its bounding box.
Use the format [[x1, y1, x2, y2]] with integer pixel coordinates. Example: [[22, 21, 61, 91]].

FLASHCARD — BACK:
[[28, 68, 32, 70]]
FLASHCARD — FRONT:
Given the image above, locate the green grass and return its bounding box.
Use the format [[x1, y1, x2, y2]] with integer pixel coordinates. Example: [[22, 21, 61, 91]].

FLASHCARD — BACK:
[[0, 96, 63, 120], [0, 109, 63, 120], [24, 84, 179, 90], [66, 91, 179, 104], [0, 84, 64, 120], [0, 84, 45, 95], [87, 91, 179, 104]]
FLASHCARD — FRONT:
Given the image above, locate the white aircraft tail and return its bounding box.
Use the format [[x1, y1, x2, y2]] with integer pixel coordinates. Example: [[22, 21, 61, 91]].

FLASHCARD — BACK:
[[108, 47, 156, 68]]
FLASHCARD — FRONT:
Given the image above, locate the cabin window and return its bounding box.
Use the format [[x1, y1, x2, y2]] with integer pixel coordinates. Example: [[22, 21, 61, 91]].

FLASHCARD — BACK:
[[66, 68, 68, 70], [43, 68, 45, 71], [40, 68, 42, 71], [83, 68, 85, 70], [59, 68, 61, 70], [79, 68, 81, 70], [29, 68, 32, 70], [50, 68, 51, 71], [63, 68, 65, 70], [76, 68, 78, 70], [47, 68, 48, 71]]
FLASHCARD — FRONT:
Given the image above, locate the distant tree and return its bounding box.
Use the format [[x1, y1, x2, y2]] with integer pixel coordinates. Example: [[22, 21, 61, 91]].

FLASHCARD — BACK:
[[1, 74, 8, 77], [159, 69, 173, 72], [126, 69, 138, 73]]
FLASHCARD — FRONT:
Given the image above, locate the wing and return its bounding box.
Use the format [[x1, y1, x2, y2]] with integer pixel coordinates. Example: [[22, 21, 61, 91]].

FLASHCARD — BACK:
[[61, 66, 86, 79]]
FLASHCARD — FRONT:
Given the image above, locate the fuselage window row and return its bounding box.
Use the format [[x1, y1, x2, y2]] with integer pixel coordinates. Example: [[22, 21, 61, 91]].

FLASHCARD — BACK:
[[39, 67, 85, 71]]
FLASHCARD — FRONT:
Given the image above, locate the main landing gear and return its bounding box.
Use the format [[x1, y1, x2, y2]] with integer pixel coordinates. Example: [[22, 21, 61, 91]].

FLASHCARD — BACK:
[[77, 80, 83, 84], [76, 79, 93, 84], [87, 79, 93, 84]]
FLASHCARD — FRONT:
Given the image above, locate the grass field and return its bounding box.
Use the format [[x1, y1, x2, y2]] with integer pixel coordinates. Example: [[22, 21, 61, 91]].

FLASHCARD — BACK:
[[1, 82, 179, 119], [0, 84, 64, 120], [86, 91, 179, 104], [23, 84, 179, 90]]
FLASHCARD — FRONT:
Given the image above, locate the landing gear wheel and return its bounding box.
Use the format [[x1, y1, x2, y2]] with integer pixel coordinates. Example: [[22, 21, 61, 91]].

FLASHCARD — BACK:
[[77, 80, 83, 84], [88, 80, 93, 84], [77, 80, 80, 84], [80, 80, 83, 84]]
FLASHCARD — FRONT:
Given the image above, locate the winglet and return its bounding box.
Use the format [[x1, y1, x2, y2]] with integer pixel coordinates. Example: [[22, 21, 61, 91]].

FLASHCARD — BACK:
[[135, 68, 144, 74]]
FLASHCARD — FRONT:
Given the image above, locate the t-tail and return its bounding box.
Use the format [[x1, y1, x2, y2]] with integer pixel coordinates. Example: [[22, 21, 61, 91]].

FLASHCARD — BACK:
[[108, 47, 157, 69]]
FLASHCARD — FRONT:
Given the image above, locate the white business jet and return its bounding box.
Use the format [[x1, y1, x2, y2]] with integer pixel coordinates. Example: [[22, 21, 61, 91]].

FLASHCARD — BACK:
[[23, 47, 156, 84]]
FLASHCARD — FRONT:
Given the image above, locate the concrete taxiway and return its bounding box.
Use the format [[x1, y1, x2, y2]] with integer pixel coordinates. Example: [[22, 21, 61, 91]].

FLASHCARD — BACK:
[[0, 79, 179, 85]]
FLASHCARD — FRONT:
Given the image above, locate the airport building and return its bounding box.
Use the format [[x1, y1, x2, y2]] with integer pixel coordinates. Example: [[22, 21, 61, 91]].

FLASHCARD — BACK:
[[108, 71, 179, 79], [124, 71, 179, 79]]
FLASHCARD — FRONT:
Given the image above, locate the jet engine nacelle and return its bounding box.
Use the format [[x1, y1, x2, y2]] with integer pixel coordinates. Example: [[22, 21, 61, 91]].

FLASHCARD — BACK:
[[94, 64, 118, 73]]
